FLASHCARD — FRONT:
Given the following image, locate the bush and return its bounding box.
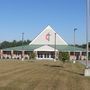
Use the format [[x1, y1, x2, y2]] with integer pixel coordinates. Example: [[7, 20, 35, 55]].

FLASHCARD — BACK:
[[58, 52, 69, 63], [29, 52, 36, 59], [88, 56, 90, 60]]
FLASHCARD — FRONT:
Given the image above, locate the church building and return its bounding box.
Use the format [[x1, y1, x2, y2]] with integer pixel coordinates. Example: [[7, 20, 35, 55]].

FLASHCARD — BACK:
[[0, 25, 86, 60]]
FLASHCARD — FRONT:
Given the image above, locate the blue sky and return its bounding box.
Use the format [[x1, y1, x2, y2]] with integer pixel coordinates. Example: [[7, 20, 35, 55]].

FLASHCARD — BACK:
[[0, 0, 86, 44]]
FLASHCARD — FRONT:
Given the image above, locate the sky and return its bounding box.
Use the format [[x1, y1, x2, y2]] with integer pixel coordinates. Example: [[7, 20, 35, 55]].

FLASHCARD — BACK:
[[0, 0, 88, 45]]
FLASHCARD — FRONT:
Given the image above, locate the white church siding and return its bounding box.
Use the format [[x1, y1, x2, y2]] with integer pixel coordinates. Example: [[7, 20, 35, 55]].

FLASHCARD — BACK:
[[29, 25, 68, 45]]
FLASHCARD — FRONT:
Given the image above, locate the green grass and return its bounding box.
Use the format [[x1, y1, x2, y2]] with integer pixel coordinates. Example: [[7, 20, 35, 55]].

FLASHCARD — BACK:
[[0, 60, 89, 90]]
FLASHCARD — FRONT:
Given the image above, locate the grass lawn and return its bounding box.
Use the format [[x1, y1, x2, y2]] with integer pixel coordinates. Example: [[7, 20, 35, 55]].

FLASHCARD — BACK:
[[0, 60, 90, 90]]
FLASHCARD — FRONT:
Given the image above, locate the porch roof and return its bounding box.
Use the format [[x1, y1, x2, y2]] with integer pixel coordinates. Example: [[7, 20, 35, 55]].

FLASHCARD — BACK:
[[34, 45, 58, 51], [2, 45, 86, 52]]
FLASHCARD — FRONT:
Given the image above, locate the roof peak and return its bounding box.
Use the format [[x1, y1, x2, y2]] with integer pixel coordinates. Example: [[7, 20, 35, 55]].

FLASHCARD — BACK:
[[45, 25, 53, 30]]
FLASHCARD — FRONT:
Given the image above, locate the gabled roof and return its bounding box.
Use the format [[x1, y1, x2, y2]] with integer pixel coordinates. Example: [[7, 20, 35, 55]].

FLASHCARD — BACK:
[[29, 25, 68, 45]]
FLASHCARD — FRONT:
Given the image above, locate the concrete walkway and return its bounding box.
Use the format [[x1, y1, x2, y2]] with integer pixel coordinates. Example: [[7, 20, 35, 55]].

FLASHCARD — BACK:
[[78, 60, 90, 67]]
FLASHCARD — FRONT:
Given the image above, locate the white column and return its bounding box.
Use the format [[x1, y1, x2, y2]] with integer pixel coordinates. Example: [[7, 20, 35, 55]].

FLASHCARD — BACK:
[[80, 51, 82, 60], [0, 50, 3, 59], [22, 50, 24, 61], [49, 53, 51, 58], [11, 50, 13, 59], [43, 54, 44, 59]]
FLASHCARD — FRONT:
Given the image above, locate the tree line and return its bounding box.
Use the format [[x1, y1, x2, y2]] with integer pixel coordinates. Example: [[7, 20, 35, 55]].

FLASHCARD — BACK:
[[0, 40, 31, 49], [0, 40, 90, 49], [75, 42, 90, 49]]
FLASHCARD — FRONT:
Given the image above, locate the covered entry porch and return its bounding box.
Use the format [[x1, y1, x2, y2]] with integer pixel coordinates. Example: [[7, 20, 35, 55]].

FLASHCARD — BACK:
[[34, 45, 58, 60], [36, 51, 55, 60]]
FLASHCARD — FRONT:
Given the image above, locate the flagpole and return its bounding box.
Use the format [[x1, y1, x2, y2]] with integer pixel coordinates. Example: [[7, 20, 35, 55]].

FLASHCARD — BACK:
[[86, 0, 89, 68], [54, 33, 56, 62], [84, 0, 90, 76]]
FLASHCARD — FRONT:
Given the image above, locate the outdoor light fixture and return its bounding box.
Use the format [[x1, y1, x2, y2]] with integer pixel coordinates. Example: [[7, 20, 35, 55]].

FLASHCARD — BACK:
[[22, 32, 24, 61], [73, 28, 77, 63]]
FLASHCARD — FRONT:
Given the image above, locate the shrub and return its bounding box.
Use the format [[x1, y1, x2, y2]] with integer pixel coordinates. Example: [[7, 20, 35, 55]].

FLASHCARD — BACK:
[[29, 52, 36, 59], [58, 52, 69, 63]]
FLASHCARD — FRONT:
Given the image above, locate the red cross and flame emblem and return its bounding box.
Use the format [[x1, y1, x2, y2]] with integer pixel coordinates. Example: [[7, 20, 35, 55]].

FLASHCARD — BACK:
[[45, 33, 50, 41]]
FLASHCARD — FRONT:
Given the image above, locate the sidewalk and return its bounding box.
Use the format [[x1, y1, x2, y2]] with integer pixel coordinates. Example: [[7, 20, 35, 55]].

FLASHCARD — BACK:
[[78, 60, 90, 67]]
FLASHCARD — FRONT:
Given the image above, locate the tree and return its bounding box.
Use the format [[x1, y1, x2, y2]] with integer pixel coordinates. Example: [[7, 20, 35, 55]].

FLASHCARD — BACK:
[[0, 41, 10, 49], [0, 40, 31, 49]]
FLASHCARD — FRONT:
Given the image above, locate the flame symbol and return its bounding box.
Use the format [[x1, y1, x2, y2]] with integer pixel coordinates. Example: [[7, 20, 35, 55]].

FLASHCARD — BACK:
[[45, 33, 50, 41]]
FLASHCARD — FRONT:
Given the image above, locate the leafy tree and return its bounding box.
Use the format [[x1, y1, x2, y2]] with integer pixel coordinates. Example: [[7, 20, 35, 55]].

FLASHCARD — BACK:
[[0, 41, 10, 49], [0, 40, 31, 49]]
